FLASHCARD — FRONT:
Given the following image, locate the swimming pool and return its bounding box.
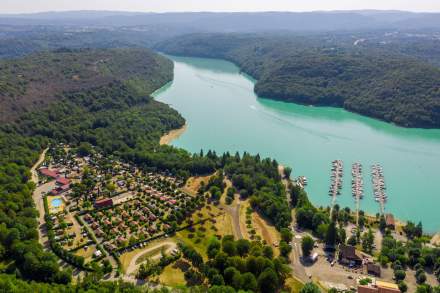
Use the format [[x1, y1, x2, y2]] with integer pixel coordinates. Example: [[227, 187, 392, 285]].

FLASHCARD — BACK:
[[51, 198, 62, 208]]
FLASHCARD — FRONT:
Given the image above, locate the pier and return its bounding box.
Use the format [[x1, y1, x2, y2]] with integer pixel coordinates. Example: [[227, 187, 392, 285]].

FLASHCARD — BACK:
[[329, 160, 343, 215], [352, 162, 363, 226], [371, 164, 387, 214]]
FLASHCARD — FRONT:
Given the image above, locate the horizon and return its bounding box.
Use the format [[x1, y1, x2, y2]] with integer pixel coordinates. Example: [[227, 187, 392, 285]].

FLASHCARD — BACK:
[[2, 0, 440, 14], [3, 8, 440, 15]]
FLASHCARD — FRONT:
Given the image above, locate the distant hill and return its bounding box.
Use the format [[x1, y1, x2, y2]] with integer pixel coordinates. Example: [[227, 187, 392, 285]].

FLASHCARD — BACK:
[[1, 10, 440, 31], [157, 33, 440, 128], [0, 48, 172, 122]]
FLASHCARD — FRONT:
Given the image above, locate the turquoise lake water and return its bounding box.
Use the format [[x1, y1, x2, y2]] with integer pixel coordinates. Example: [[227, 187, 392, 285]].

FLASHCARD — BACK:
[[153, 55, 440, 233]]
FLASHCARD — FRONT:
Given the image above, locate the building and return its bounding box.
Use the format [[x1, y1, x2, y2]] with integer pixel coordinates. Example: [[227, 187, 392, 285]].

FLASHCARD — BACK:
[[385, 214, 395, 230], [39, 168, 58, 179], [366, 263, 381, 277], [94, 198, 113, 209], [358, 280, 400, 293], [338, 244, 363, 266], [56, 177, 70, 186]]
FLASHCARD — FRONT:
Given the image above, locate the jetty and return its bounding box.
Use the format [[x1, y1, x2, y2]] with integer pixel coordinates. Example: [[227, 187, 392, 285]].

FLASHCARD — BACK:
[[371, 164, 387, 214], [329, 160, 343, 214], [351, 162, 363, 226]]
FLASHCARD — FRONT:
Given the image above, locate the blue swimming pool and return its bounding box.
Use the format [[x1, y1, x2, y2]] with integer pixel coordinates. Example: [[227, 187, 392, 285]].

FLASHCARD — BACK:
[[51, 198, 62, 208]]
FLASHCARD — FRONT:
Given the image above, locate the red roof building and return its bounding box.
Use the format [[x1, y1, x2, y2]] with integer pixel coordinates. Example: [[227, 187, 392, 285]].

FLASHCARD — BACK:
[[94, 198, 113, 209], [56, 177, 70, 186], [39, 168, 58, 179], [385, 214, 395, 229]]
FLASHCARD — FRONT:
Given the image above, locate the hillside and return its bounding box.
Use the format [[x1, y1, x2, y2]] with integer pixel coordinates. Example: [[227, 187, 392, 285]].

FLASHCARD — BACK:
[[0, 48, 185, 284], [0, 48, 173, 122], [157, 34, 440, 128]]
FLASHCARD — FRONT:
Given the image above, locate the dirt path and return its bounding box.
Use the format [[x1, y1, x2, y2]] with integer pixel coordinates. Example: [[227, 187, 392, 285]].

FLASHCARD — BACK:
[[125, 241, 177, 277], [224, 199, 242, 239], [31, 148, 48, 184], [30, 148, 52, 247]]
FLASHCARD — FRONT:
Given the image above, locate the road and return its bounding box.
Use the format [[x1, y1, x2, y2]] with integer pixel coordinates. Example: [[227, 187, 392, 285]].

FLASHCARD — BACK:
[[30, 148, 51, 247], [125, 241, 177, 277], [223, 196, 243, 239], [30, 148, 48, 183]]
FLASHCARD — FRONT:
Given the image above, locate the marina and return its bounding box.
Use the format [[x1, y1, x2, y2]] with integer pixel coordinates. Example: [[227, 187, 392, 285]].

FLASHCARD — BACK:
[[352, 162, 363, 225], [371, 164, 387, 214], [329, 160, 343, 213]]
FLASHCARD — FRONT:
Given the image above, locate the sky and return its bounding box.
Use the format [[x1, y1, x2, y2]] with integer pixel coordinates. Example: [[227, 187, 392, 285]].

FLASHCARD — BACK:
[[2, 0, 440, 14]]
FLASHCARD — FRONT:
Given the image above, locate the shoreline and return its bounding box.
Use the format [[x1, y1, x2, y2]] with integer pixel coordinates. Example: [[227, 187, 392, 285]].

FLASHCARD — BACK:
[[159, 123, 188, 145]]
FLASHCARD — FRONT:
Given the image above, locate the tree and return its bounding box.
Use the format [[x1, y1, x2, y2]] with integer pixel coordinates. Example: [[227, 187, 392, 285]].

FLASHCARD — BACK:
[[416, 270, 427, 284], [241, 272, 257, 291], [211, 274, 225, 286], [284, 166, 292, 179], [257, 268, 279, 293], [347, 235, 357, 246], [280, 228, 293, 242], [222, 240, 237, 256], [262, 245, 274, 259], [325, 221, 337, 247], [398, 281, 408, 293], [235, 239, 250, 257], [362, 229, 375, 254], [300, 282, 321, 293], [301, 236, 314, 258], [394, 270, 406, 281], [279, 241, 292, 257], [379, 215, 387, 232], [223, 267, 240, 286]]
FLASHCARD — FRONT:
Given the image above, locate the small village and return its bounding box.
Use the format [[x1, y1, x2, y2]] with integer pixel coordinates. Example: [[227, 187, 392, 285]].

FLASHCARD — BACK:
[[34, 144, 205, 277], [30, 145, 439, 293]]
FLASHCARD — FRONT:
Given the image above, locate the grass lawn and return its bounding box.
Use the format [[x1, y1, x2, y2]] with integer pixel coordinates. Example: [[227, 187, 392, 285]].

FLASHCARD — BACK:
[[119, 238, 176, 273], [159, 265, 186, 287], [252, 211, 281, 255], [238, 199, 251, 239], [182, 174, 213, 196], [135, 244, 171, 265], [285, 276, 304, 293], [176, 203, 224, 259], [75, 244, 96, 262]]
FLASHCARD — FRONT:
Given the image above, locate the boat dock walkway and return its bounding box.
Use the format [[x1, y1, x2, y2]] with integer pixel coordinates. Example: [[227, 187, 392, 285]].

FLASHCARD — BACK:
[[351, 162, 363, 226], [371, 164, 387, 214], [329, 159, 343, 216]]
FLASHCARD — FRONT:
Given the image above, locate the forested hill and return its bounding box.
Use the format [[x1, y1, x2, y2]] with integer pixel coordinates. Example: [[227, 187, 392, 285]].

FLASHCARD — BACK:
[[0, 48, 186, 284], [0, 48, 172, 122], [157, 34, 440, 128]]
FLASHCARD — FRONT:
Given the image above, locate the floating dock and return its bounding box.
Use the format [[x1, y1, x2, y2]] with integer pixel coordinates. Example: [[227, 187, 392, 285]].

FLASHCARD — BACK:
[[352, 162, 363, 226], [329, 160, 343, 215], [371, 164, 387, 214]]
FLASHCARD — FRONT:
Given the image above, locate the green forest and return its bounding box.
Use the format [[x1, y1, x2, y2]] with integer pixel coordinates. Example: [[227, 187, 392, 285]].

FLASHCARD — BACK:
[[157, 33, 440, 128], [0, 46, 294, 291]]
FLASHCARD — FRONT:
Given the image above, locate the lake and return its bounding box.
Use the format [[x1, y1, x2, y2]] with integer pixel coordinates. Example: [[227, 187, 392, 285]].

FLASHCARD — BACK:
[[153, 55, 440, 233]]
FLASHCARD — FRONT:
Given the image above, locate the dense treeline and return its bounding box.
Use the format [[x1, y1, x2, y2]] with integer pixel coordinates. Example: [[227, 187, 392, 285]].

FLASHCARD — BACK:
[[179, 236, 292, 293], [197, 151, 292, 230], [157, 33, 440, 128], [224, 153, 291, 229]]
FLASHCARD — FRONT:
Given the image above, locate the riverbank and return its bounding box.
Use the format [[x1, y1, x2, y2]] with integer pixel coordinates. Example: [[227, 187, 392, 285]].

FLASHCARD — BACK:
[[159, 123, 187, 145]]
